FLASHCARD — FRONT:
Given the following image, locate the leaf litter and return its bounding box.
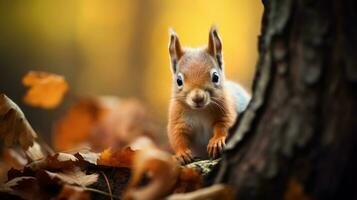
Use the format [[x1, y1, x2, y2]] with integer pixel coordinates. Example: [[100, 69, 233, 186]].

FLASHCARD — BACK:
[[0, 71, 230, 200]]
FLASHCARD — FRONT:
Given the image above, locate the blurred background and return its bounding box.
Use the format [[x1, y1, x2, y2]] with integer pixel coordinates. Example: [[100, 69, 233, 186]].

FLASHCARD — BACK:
[[0, 0, 263, 144]]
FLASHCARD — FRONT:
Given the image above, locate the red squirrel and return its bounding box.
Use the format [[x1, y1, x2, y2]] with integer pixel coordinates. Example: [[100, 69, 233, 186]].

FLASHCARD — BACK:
[[167, 26, 251, 164]]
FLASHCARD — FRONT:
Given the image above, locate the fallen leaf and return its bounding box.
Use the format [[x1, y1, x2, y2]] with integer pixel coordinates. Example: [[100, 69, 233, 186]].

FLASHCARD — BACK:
[[56, 145, 101, 165], [97, 147, 135, 168], [76, 150, 101, 165], [25, 141, 45, 161], [0, 176, 35, 192], [0, 94, 37, 149], [28, 152, 79, 171], [45, 167, 98, 187], [2, 172, 92, 199], [0, 176, 43, 199], [22, 71, 68, 109], [123, 144, 180, 200], [56, 153, 79, 162]]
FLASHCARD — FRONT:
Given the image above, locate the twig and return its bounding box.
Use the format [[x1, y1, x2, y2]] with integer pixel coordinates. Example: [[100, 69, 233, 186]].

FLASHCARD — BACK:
[[100, 171, 114, 200]]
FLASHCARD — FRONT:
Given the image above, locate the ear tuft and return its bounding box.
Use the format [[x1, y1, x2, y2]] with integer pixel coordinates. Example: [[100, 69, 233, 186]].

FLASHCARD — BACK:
[[168, 28, 176, 37], [210, 25, 218, 35]]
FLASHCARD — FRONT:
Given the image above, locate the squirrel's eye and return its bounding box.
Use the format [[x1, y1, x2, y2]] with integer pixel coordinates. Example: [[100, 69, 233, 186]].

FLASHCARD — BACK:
[[212, 72, 219, 83], [176, 74, 184, 87]]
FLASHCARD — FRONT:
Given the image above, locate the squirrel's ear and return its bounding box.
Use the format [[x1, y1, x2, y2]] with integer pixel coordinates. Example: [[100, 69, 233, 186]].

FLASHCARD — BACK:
[[208, 26, 223, 68], [168, 29, 184, 73]]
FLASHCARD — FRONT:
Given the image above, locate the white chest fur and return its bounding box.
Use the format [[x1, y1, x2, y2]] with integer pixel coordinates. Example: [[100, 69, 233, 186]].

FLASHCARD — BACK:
[[184, 110, 213, 158]]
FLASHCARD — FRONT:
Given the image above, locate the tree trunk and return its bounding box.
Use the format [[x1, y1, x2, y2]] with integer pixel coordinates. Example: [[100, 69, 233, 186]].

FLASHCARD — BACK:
[[215, 0, 357, 199]]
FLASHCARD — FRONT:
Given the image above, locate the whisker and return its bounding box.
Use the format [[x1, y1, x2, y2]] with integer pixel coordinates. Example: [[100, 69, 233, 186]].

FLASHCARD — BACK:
[[211, 97, 228, 112], [170, 96, 186, 102], [210, 99, 227, 114], [211, 97, 226, 105]]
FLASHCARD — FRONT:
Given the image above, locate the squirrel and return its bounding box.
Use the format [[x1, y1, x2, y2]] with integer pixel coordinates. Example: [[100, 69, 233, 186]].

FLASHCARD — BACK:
[[167, 26, 251, 164]]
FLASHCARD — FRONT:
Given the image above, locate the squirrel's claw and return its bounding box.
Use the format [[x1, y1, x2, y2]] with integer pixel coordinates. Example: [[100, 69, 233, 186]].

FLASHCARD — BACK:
[[207, 136, 226, 158], [174, 149, 193, 165]]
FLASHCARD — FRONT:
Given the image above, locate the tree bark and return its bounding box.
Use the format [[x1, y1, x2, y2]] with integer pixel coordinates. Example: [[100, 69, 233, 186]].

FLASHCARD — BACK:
[[215, 0, 357, 199]]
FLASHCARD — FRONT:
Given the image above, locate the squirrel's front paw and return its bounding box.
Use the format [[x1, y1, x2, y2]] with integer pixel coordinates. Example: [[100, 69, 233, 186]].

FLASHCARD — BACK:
[[207, 136, 226, 158], [174, 149, 193, 165]]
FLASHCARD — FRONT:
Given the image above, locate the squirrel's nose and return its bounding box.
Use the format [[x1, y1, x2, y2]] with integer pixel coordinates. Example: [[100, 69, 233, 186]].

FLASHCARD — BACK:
[[192, 96, 204, 105]]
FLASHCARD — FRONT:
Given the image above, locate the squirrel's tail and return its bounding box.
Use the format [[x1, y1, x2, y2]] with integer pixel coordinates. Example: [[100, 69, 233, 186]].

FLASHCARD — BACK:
[[225, 80, 251, 113]]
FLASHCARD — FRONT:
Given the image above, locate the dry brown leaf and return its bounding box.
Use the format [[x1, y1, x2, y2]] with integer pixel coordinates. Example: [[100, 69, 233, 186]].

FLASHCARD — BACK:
[[58, 145, 101, 165], [0, 149, 28, 183], [0, 94, 37, 149], [28, 152, 79, 171], [167, 184, 234, 200], [123, 145, 180, 200], [25, 141, 45, 161], [53, 185, 90, 200], [97, 147, 135, 168], [45, 167, 98, 187], [76, 151, 100, 165], [22, 71, 68, 109], [0, 176, 41, 199], [0, 176, 35, 192], [1, 149, 97, 199], [2, 172, 93, 199]]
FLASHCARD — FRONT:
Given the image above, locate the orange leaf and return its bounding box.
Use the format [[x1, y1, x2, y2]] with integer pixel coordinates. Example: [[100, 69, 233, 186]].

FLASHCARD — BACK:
[[97, 147, 135, 168], [22, 71, 68, 109], [53, 97, 100, 151]]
